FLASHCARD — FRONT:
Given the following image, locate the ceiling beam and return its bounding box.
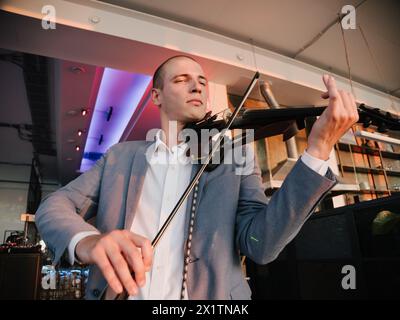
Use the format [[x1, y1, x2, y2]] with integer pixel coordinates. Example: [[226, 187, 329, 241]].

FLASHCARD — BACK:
[[1, 0, 399, 114]]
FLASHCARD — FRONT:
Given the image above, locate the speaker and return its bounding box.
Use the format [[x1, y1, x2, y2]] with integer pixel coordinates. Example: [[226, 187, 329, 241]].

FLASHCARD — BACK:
[[363, 260, 400, 299], [246, 194, 400, 299], [295, 212, 358, 260], [0, 253, 41, 300], [296, 261, 365, 299]]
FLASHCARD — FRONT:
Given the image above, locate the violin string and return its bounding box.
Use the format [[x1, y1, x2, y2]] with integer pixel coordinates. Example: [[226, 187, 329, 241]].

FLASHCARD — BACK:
[[202, 107, 230, 122], [213, 108, 229, 117]]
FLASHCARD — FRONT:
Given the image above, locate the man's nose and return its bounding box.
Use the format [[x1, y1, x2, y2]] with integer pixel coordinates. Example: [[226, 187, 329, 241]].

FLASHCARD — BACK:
[[190, 80, 202, 93]]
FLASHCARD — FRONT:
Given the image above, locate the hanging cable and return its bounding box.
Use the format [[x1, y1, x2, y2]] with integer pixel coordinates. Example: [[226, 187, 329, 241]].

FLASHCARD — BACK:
[[338, 14, 362, 193], [294, 0, 368, 59], [339, 16, 356, 98], [358, 24, 395, 111]]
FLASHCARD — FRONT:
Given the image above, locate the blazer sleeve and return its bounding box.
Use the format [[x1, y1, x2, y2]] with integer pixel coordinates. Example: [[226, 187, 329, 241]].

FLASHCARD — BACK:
[[35, 152, 108, 264], [235, 146, 338, 264]]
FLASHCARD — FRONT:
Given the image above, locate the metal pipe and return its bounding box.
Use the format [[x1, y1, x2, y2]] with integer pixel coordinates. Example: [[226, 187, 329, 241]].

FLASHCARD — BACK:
[[260, 81, 299, 159]]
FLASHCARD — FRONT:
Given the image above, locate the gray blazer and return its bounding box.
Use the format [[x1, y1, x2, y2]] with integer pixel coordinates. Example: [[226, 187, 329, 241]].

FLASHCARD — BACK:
[[35, 140, 337, 300]]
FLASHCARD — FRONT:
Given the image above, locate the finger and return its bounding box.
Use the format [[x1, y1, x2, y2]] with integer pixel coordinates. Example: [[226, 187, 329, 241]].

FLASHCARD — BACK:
[[114, 231, 148, 286], [107, 242, 138, 296], [339, 90, 351, 112], [116, 236, 146, 287], [322, 74, 329, 87], [127, 232, 154, 271], [343, 91, 355, 114], [325, 75, 339, 101], [347, 92, 359, 122], [338, 91, 355, 125], [92, 246, 123, 294], [348, 92, 358, 116], [321, 91, 329, 99], [339, 89, 349, 103]]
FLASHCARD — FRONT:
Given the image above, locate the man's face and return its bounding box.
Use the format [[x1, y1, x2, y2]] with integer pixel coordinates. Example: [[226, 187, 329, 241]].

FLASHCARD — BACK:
[[152, 57, 208, 123]]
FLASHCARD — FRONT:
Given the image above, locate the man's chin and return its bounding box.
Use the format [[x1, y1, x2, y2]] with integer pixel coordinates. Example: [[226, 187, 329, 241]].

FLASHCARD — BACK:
[[185, 112, 207, 124]]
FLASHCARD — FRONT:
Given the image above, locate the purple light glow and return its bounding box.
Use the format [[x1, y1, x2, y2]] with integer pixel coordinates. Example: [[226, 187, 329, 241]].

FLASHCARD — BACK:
[[80, 68, 152, 172]]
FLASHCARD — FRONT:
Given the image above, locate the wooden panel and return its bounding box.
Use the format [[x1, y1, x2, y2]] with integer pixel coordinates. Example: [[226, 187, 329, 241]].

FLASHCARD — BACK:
[[382, 158, 400, 171], [266, 135, 287, 171], [295, 129, 308, 155]]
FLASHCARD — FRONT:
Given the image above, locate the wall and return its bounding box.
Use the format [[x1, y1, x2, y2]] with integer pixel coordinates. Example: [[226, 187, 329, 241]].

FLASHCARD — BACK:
[[0, 164, 58, 244], [0, 164, 30, 243]]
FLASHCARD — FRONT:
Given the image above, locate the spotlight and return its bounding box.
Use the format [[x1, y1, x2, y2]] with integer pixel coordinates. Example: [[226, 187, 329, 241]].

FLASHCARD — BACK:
[[75, 146, 80, 151], [106, 106, 113, 121], [66, 110, 78, 116], [81, 109, 88, 116], [70, 66, 86, 74], [78, 130, 83, 136]]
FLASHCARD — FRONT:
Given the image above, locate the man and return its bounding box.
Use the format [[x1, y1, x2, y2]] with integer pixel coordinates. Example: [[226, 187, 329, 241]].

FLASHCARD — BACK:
[[36, 55, 359, 300]]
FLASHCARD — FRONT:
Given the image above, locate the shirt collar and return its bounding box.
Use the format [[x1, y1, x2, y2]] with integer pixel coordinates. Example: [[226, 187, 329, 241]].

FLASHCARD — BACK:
[[151, 129, 188, 158]]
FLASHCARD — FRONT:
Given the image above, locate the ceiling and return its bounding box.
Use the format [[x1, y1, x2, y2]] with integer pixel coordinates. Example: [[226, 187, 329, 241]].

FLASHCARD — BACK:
[[100, 0, 400, 97], [0, 0, 399, 187]]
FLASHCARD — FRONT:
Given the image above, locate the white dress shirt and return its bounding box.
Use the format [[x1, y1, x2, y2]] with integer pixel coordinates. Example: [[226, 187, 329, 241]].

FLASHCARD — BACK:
[[68, 133, 330, 299]]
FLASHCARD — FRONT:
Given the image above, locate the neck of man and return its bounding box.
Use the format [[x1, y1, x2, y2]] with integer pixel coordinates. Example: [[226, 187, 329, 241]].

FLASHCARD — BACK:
[[160, 113, 186, 148]]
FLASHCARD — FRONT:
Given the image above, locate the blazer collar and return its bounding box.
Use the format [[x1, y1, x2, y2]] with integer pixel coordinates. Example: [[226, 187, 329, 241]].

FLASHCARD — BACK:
[[124, 142, 152, 229]]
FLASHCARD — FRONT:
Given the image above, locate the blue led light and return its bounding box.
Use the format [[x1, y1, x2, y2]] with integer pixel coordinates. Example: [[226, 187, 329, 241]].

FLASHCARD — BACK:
[[80, 68, 151, 172]]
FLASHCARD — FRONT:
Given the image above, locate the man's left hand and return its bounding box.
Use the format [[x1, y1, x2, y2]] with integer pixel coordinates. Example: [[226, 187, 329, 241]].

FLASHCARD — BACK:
[[306, 74, 359, 160]]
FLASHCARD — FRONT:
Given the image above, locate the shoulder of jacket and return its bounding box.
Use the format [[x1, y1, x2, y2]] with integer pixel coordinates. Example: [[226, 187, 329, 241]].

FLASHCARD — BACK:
[[107, 140, 151, 154]]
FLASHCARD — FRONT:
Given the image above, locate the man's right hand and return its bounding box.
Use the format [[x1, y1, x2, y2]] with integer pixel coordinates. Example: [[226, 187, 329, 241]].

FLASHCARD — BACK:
[[75, 230, 153, 296]]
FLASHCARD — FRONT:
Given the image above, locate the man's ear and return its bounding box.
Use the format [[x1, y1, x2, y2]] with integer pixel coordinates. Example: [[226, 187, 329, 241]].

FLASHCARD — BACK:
[[151, 88, 162, 107]]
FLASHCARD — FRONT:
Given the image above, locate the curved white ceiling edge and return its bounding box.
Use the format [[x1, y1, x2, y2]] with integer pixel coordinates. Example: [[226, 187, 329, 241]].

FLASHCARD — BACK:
[[1, 0, 400, 114]]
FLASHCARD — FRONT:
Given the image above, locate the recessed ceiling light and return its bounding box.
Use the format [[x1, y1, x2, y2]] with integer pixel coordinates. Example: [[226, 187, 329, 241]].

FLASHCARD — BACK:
[[89, 16, 101, 24], [81, 109, 88, 116], [69, 66, 86, 74], [66, 110, 78, 116], [75, 146, 80, 151], [78, 130, 83, 136]]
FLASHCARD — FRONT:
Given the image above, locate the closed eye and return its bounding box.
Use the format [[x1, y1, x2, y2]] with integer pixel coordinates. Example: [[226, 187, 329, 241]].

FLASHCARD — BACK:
[[172, 75, 207, 86], [174, 77, 188, 83]]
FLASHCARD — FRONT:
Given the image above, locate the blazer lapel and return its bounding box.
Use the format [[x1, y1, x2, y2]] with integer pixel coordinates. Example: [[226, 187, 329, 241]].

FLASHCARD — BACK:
[[124, 142, 151, 229]]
